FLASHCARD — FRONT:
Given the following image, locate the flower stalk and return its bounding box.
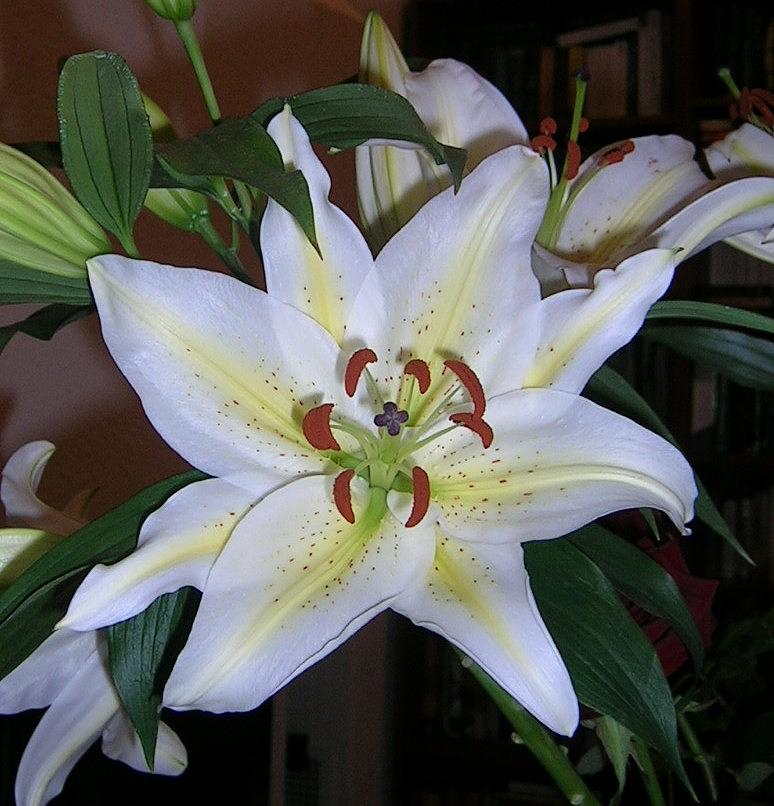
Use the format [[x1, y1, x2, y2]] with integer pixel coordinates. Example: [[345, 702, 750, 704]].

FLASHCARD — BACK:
[[632, 736, 667, 806], [457, 651, 602, 806]]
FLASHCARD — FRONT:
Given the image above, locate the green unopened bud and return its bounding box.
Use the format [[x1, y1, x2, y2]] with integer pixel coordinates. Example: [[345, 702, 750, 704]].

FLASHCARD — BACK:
[[142, 93, 209, 231], [0, 143, 110, 278], [144, 0, 197, 22]]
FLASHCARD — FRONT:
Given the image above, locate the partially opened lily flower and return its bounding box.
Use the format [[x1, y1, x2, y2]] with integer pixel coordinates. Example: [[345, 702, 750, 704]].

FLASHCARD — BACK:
[[357, 13, 774, 291], [59, 107, 697, 737], [0, 442, 187, 806]]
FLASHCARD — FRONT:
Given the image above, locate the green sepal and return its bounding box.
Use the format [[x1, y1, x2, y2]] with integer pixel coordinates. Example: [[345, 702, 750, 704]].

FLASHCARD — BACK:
[[58, 51, 154, 248], [108, 586, 201, 770], [0, 258, 92, 305], [253, 83, 467, 190], [0, 471, 205, 682]]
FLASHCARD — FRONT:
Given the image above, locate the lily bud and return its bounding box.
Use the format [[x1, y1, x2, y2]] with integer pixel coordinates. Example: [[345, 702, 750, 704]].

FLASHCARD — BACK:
[[0, 143, 110, 277], [142, 94, 209, 231], [143, 0, 197, 22]]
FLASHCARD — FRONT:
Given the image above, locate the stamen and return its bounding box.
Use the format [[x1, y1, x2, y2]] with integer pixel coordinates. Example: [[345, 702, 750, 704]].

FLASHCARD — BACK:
[[333, 469, 356, 524], [344, 348, 377, 397], [405, 466, 430, 528], [578, 117, 590, 133], [449, 413, 494, 449], [302, 404, 341, 451], [443, 360, 486, 417], [566, 141, 581, 180], [540, 117, 558, 136], [597, 140, 636, 166], [404, 359, 431, 393], [531, 134, 557, 154]]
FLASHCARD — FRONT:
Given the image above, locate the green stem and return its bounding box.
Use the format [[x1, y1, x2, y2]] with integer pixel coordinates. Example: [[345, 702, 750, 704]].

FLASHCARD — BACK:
[[194, 217, 254, 286], [633, 736, 667, 806], [677, 711, 718, 802], [174, 19, 221, 123], [717, 67, 741, 100], [212, 178, 249, 230], [458, 652, 601, 806], [117, 230, 140, 259]]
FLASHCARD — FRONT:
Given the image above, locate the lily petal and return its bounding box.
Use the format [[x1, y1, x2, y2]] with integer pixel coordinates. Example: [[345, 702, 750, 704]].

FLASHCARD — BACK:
[[704, 123, 774, 178], [1, 441, 81, 535], [356, 13, 529, 251], [346, 146, 547, 415], [165, 474, 435, 712], [262, 108, 373, 343], [87, 256, 361, 491], [526, 249, 676, 392], [102, 715, 187, 776], [0, 628, 96, 713], [0, 528, 63, 587], [551, 135, 707, 265], [15, 647, 120, 806], [60, 478, 257, 632], [393, 534, 578, 735], [422, 389, 696, 544]]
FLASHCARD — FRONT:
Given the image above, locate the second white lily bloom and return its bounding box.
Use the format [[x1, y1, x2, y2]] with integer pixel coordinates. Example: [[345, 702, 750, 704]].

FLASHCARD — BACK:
[[61, 108, 697, 737]]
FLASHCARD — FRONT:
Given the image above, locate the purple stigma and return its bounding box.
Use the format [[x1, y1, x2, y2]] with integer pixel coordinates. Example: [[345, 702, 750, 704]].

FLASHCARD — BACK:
[[374, 401, 409, 436]]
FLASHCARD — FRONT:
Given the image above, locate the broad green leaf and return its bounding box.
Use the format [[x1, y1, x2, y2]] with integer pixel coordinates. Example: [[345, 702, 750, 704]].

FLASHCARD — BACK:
[[585, 365, 750, 561], [108, 586, 200, 769], [58, 52, 153, 247], [0, 303, 92, 356], [155, 117, 317, 248], [647, 300, 774, 337], [253, 84, 467, 190], [0, 259, 92, 305], [642, 325, 774, 390], [525, 539, 689, 785], [570, 523, 704, 668], [0, 471, 205, 681]]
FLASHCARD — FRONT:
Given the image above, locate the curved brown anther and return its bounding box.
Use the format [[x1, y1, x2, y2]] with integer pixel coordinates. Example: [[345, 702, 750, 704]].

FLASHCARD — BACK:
[[566, 141, 581, 180], [405, 466, 431, 528], [598, 139, 636, 167], [333, 469, 356, 524], [450, 413, 494, 449], [531, 134, 557, 154], [443, 360, 486, 417], [302, 403, 341, 451], [344, 348, 378, 397], [404, 358, 431, 394]]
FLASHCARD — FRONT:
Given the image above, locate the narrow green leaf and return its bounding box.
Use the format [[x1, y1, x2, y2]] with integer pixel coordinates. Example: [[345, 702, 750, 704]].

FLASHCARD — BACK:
[[253, 84, 467, 190], [0, 259, 92, 305], [642, 325, 774, 390], [525, 539, 689, 786], [584, 365, 750, 561], [58, 51, 153, 245], [108, 586, 201, 769], [0, 303, 92, 357], [647, 300, 774, 336], [596, 715, 635, 803], [155, 117, 317, 248], [0, 471, 205, 681], [570, 523, 704, 668]]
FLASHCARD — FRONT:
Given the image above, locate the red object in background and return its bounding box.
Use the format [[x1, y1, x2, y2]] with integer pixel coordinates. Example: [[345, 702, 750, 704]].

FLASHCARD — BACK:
[[632, 539, 719, 676]]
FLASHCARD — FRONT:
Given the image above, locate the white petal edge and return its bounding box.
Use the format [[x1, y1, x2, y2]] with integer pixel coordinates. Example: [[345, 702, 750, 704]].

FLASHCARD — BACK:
[[393, 535, 578, 735], [705, 123, 774, 178], [165, 474, 435, 711], [59, 477, 259, 632], [262, 107, 374, 343], [102, 715, 187, 776], [420, 389, 696, 544], [87, 256, 365, 491], [1, 441, 81, 535], [526, 249, 676, 392]]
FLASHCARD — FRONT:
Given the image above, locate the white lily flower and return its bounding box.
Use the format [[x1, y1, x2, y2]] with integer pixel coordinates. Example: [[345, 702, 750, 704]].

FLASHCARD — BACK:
[[704, 123, 774, 263], [356, 15, 774, 289], [60, 109, 697, 737], [0, 441, 187, 806]]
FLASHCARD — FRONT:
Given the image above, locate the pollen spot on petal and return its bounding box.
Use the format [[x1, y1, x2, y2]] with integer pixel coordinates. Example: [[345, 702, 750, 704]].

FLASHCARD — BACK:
[[344, 348, 377, 397]]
